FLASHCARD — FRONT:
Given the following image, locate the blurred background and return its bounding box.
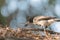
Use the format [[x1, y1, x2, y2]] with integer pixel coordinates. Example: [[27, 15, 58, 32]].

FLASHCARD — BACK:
[[0, 0, 7, 26], [0, 0, 55, 26]]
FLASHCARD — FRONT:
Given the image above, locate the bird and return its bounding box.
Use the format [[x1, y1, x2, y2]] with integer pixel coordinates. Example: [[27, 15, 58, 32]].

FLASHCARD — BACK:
[[33, 16, 60, 28]]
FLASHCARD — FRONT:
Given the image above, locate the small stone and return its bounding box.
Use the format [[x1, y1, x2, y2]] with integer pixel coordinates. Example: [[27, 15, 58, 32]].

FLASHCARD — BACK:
[[49, 22, 60, 33]]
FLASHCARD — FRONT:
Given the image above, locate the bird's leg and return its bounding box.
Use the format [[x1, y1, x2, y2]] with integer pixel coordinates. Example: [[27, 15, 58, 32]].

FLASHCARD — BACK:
[[42, 26, 47, 35]]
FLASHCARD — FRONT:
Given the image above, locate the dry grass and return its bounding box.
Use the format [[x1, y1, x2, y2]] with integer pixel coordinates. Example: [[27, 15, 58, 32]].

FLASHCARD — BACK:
[[0, 26, 60, 40]]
